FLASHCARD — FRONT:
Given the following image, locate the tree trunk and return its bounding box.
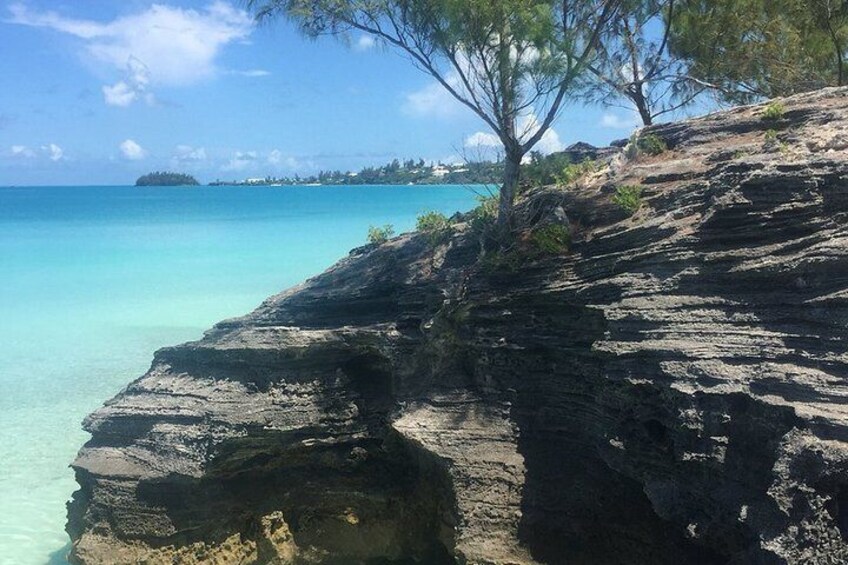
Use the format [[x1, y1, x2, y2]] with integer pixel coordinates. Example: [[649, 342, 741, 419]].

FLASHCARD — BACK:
[[825, 18, 844, 86], [633, 85, 653, 125], [637, 100, 653, 125], [497, 148, 522, 227]]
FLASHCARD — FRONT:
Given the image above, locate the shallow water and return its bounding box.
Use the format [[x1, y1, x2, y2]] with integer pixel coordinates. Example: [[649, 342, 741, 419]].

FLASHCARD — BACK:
[[0, 184, 479, 565]]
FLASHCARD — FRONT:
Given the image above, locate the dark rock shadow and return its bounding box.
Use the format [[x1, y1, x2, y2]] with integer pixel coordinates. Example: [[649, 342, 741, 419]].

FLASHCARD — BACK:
[[46, 542, 71, 565]]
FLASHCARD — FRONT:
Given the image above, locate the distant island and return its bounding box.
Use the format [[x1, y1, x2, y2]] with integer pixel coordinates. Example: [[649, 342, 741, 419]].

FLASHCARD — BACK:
[[136, 172, 199, 186]]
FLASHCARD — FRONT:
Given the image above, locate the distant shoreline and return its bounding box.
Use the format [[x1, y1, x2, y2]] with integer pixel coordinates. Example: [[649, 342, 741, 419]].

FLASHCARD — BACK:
[[0, 183, 496, 189]]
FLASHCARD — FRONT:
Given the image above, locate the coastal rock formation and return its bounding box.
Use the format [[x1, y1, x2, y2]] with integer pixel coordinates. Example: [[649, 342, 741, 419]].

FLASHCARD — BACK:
[[68, 88, 848, 564]]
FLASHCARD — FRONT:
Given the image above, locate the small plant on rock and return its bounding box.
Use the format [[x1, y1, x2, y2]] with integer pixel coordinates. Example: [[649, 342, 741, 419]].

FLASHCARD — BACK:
[[367, 224, 395, 245], [636, 133, 667, 156], [612, 185, 643, 215], [763, 129, 790, 153], [469, 193, 498, 229], [529, 224, 571, 255], [416, 211, 453, 246], [761, 101, 786, 121], [626, 133, 667, 159], [556, 159, 597, 186], [479, 248, 523, 273]]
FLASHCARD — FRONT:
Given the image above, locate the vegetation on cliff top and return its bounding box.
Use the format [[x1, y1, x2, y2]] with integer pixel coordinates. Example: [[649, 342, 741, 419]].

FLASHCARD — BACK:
[[251, 0, 621, 226], [249, 0, 847, 237], [136, 172, 199, 187]]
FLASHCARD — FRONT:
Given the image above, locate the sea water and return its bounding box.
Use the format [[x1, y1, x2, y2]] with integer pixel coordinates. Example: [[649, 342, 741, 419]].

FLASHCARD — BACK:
[[0, 185, 480, 565]]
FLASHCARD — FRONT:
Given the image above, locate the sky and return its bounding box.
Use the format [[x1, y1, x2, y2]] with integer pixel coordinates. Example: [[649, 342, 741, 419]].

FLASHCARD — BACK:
[[0, 0, 652, 186]]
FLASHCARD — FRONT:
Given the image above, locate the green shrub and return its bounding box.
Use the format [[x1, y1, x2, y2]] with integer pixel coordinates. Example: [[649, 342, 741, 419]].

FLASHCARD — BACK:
[[612, 185, 643, 215], [479, 249, 523, 273], [416, 211, 453, 246], [367, 224, 395, 245], [556, 159, 597, 186], [523, 151, 576, 186], [529, 224, 571, 255], [636, 133, 667, 156], [467, 193, 497, 233], [626, 133, 667, 159], [763, 129, 790, 152], [761, 101, 786, 121]]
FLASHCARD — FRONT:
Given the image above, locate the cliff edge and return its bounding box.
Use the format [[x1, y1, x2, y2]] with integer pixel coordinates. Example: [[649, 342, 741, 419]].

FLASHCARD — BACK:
[[68, 88, 848, 564]]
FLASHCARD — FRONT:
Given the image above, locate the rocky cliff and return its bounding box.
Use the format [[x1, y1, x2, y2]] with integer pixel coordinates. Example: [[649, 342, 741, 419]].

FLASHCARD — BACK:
[[68, 88, 848, 564]]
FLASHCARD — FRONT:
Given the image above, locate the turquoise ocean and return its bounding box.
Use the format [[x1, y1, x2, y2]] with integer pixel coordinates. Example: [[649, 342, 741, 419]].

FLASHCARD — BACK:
[[0, 185, 480, 565]]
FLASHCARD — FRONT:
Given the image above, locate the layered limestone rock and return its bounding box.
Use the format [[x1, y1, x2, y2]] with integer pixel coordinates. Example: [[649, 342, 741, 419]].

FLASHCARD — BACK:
[[68, 88, 848, 564]]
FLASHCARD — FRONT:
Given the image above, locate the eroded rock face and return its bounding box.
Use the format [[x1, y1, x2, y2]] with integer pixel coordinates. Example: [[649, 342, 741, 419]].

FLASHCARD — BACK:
[[68, 88, 848, 564]]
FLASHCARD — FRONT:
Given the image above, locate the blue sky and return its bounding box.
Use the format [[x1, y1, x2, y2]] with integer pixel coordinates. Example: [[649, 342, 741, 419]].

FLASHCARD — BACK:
[[0, 1, 651, 186]]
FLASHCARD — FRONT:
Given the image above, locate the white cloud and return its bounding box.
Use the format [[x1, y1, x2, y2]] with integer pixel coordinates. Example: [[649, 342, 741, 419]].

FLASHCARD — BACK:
[[464, 131, 501, 148], [44, 143, 64, 161], [102, 56, 154, 107], [10, 145, 35, 158], [120, 139, 146, 160], [103, 81, 137, 107], [173, 145, 207, 164], [402, 75, 467, 119], [9, 144, 64, 160], [8, 143, 64, 161], [402, 50, 543, 120], [517, 113, 564, 155], [222, 150, 258, 171], [8, 2, 254, 106], [231, 69, 270, 77], [267, 149, 299, 169], [601, 112, 641, 130], [354, 35, 376, 51], [267, 149, 283, 165]]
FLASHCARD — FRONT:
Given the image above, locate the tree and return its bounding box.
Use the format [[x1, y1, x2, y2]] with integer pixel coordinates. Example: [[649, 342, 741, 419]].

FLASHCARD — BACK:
[[669, 0, 848, 103], [585, 0, 705, 125], [135, 172, 199, 186], [806, 0, 848, 87], [249, 0, 621, 225]]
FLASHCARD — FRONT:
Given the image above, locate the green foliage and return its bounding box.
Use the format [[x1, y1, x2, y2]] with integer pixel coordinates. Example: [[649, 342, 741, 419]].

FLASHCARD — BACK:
[[763, 129, 790, 153], [516, 152, 597, 189], [612, 185, 644, 215], [529, 224, 571, 255], [469, 193, 499, 231], [581, 0, 702, 126], [416, 211, 453, 246], [135, 172, 199, 186], [636, 133, 667, 155], [626, 133, 667, 159], [523, 152, 576, 187], [669, 0, 848, 102], [479, 222, 572, 274], [250, 0, 624, 222], [479, 249, 521, 273], [367, 224, 395, 245], [556, 159, 597, 186], [761, 101, 787, 121]]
